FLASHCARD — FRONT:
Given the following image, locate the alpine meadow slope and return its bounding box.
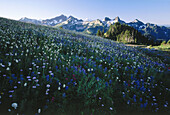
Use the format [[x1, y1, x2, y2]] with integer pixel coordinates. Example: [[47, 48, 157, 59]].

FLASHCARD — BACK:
[[0, 17, 170, 114]]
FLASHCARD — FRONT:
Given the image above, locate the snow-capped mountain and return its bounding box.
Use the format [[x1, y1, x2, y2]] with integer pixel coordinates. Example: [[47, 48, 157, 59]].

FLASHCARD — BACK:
[[19, 17, 41, 25], [127, 19, 144, 29], [42, 14, 67, 26], [20, 14, 68, 26], [59, 15, 83, 25], [19, 15, 170, 41], [112, 16, 126, 24]]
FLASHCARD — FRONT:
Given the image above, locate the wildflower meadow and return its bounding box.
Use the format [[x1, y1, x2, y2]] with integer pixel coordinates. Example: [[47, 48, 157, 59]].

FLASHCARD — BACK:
[[0, 17, 170, 115]]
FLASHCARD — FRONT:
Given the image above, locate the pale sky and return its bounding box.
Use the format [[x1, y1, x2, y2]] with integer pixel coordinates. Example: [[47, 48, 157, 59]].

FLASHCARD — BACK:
[[0, 0, 170, 25]]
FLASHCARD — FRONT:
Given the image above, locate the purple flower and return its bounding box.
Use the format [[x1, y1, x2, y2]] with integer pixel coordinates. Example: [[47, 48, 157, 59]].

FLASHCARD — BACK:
[[32, 86, 36, 88], [27, 76, 31, 79], [14, 86, 17, 89], [28, 79, 31, 81], [164, 104, 168, 107], [9, 90, 14, 93]]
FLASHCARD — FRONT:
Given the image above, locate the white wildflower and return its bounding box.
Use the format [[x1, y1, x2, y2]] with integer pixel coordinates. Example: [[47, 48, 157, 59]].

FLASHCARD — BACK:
[[12, 103, 18, 109]]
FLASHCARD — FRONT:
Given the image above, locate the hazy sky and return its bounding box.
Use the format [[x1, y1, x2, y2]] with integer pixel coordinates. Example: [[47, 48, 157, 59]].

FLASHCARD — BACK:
[[0, 0, 170, 25]]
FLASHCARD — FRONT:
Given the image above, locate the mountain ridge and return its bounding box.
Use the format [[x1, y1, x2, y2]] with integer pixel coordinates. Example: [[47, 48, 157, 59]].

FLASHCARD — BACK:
[[19, 15, 170, 41]]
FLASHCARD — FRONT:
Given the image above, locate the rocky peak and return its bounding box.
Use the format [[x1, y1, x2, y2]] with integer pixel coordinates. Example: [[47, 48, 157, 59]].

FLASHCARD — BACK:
[[114, 16, 120, 22], [103, 17, 111, 21]]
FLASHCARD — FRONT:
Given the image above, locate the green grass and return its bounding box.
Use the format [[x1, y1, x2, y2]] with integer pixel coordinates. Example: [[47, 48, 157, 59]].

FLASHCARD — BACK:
[[150, 44, 170, 51]]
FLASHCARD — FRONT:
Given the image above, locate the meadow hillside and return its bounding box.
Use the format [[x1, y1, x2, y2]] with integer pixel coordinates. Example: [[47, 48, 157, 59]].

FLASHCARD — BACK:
[[0, 17, 170, 115]]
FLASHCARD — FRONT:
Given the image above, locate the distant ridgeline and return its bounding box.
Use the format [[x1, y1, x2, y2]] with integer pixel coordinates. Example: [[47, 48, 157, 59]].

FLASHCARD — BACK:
[[19, 15, 170, 45], [97, 22, 154, 45]]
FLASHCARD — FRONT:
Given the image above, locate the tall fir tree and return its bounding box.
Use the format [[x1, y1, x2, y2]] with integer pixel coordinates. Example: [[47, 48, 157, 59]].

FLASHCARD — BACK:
[[97, 29, 102, 36]]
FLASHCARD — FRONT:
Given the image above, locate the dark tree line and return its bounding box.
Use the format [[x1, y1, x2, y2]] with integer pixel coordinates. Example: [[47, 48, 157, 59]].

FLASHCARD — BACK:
[[97, 22, 158, 45]]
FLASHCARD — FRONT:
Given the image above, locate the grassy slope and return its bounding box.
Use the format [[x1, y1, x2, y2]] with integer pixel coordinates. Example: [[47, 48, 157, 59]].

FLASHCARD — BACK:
[[0, 17, 170, 115]]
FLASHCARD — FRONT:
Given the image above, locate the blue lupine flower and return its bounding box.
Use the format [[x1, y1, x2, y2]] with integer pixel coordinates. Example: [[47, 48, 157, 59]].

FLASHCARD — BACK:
[[62, 93, 66, 98], [20, 74, 23, 77], [154, 103, 158, 106], [140, 98, 142, 102], [20, 77, 24, 81], [31, 72, 35, 76], [46, 75, 49, 81], [104, 67, 107, 72], [11, 74, 15, 78], [140, 104, 143, 108], [133, 95, 136, 99], [105, 82, 108, 87], [127, 100, 130, 104], [79, 69, 81, 73], [9, 80, 13, 86], [73, 82, 76, 87], [134, 99, 136, 102], [66, 67, 68, 71], [96, 77, 100, 81], [65, 86, 69, 90], [67, 82, 70, 85], [109, 79, 112, 84], [124, 82, 128, 87], [144, 102, 147, 108]]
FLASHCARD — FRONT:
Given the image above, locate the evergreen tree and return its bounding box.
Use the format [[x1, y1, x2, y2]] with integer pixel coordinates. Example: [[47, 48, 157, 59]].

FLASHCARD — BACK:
[[97, 29, 102, 36], [102, 28, 105, 37], [105, 22, 149, 44]]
